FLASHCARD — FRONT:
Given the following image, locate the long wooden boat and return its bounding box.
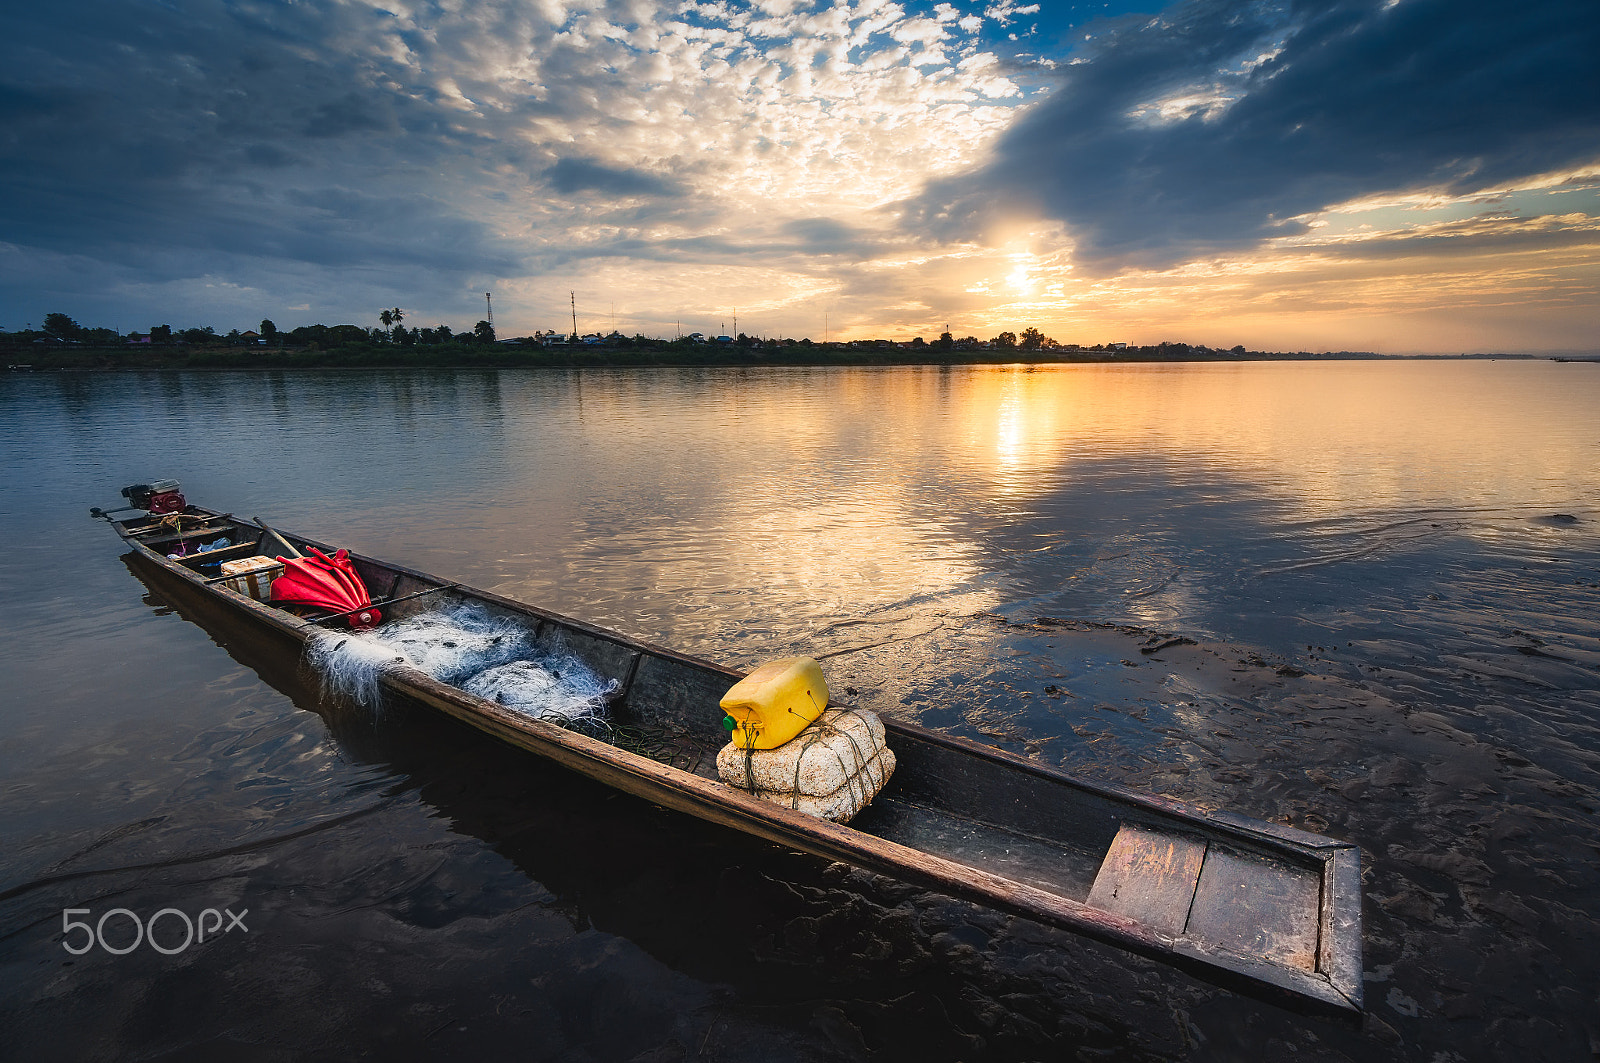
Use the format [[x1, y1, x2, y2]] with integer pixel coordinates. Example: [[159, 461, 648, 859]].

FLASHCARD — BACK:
[[101, 504, 1363, 1019]]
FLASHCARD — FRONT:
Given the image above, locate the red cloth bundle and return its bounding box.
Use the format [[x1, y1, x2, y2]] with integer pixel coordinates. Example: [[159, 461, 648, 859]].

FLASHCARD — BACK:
[[269, 547, 382, 628]]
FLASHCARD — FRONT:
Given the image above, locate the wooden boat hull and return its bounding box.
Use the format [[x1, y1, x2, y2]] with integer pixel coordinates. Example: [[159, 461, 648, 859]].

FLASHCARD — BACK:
[[105, 506, 1363, 1019]]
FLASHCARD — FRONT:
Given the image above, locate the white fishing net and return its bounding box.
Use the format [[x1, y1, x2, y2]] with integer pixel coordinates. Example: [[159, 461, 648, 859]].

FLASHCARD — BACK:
[[464, 658, 615, 725], [307, 632, 404, 706], [305, 600, 616, 725]]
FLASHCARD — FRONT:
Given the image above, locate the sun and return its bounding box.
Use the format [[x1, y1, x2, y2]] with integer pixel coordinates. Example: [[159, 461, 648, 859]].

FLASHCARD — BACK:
[[1004, 248, 1042, 296]]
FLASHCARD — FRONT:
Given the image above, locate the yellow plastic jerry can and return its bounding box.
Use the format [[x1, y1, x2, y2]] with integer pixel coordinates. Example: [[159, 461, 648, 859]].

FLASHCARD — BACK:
[[720, 656, 829, 750]]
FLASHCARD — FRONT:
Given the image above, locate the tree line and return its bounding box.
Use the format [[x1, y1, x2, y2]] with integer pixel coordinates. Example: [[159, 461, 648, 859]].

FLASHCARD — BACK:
[[5, 312, 1151, 353], [3, 311, 497, 349], [4, 311, 1378, 363]]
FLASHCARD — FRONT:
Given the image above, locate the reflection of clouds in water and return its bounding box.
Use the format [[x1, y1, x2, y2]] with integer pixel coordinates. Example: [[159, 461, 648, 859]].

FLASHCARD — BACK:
[[16, 364, 1595, 657], [724, 496, 975, 594], [486, 369, 1006, 647], [551, 483, 996, 656], [926, 360, 1600, 628], [463, 361, 1600, 649], [1076, 547, 1196, 631], [30, 363, 1589, 652], [948, 361, 1600, 527]]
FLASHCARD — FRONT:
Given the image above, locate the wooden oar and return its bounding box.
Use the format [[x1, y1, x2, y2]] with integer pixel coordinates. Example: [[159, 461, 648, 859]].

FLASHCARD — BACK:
[[253, 517, 304, 559]]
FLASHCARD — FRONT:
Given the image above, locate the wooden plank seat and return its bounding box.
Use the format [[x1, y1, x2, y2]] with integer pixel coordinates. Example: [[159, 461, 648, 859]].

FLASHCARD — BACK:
[[1088, 823, 1322, 971], [1087, 824, 1207, 935]]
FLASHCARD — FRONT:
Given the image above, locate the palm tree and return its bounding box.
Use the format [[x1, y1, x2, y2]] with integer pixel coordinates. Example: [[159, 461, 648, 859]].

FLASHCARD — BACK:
[[379, 309, 394, 328], [389, 307, 404, 327]]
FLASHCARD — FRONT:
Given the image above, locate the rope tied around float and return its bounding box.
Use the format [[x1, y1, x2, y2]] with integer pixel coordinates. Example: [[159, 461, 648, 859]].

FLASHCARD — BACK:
[[738, 693, 879, 811]]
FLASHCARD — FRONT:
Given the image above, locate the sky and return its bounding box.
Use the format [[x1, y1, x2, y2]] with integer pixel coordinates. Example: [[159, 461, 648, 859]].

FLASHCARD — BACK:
[[1, 0, 1596, 352]]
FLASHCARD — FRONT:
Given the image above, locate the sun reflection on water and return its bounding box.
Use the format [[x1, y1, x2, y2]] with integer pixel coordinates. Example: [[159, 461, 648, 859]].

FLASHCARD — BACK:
[[466, 360, 1600, 651]]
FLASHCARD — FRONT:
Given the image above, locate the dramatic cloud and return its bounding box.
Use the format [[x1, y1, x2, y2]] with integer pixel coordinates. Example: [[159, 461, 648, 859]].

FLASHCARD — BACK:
[[0, 0, 1594, 350], [544, 159, 686, 198], [910, 0, 1600, 271], [0, 0, 1040, 332]]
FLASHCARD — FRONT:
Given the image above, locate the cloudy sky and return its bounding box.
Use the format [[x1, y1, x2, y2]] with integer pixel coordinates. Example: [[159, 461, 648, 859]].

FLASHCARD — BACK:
[[2, 0, 1596, 351]]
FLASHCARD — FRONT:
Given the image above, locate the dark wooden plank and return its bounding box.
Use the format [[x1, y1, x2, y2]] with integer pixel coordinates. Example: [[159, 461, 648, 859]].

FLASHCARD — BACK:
[[624, 652, 736, 739], [883, 721, 1349, 863], [1087, 824, 1207, 935], [1165, 934, 1355, 1019], [1320, 846, 1365, 1010], [1185, 846, 1321, 971], [127, 516, 234, 538], [888, 735, 1126, 854], [1199, 807, 1353, 850]]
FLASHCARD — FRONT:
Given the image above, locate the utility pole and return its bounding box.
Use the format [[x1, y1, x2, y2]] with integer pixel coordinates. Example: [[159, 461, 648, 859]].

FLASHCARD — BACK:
[[570, 291, 578, 342], [485, 292, 493, 333], [733, 309, 737, 338]]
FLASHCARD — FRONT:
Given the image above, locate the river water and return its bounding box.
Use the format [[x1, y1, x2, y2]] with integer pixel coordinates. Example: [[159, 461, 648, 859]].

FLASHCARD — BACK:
[[1, 362, 1596, 1060]]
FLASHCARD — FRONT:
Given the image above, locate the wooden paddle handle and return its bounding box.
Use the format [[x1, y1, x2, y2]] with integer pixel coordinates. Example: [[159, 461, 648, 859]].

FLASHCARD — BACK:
[[253, 517, 304, 559]]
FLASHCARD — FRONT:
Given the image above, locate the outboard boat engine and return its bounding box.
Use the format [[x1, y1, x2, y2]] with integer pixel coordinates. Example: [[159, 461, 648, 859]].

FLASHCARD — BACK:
[[120, 479, 186, 514]]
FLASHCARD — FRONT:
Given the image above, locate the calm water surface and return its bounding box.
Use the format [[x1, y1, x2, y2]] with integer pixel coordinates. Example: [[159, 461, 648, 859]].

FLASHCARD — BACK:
[[1, 362, 1597, 1060]]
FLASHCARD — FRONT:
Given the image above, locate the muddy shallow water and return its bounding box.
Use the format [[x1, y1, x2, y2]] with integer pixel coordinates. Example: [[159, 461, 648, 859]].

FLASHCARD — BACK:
[[1, 363, 1597, 1060]]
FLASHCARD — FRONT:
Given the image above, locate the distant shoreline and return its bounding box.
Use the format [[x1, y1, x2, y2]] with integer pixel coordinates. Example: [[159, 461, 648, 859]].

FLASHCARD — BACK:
[[0, 345, 1567, 373]]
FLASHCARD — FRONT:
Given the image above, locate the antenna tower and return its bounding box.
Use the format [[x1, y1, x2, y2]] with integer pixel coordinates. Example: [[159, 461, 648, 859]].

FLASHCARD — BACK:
[[570, 291, 578, 341], [485, 292, 493, 332]]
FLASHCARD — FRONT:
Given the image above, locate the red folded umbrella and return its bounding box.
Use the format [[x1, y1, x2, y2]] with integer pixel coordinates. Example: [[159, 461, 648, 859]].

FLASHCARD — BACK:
[[270, 547, 382, 628]]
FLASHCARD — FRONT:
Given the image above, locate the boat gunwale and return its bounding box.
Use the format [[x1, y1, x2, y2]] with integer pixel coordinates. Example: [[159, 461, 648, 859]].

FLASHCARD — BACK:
[[111, 507, 1363, 1018]]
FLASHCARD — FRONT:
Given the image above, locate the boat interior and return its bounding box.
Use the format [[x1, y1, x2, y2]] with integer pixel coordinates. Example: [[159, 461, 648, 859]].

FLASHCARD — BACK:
[[119, 508, 1352, 1011]]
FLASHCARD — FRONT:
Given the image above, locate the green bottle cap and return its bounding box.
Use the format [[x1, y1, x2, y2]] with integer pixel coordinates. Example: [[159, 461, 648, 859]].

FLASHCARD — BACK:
[[722, 714, 737, 732]]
